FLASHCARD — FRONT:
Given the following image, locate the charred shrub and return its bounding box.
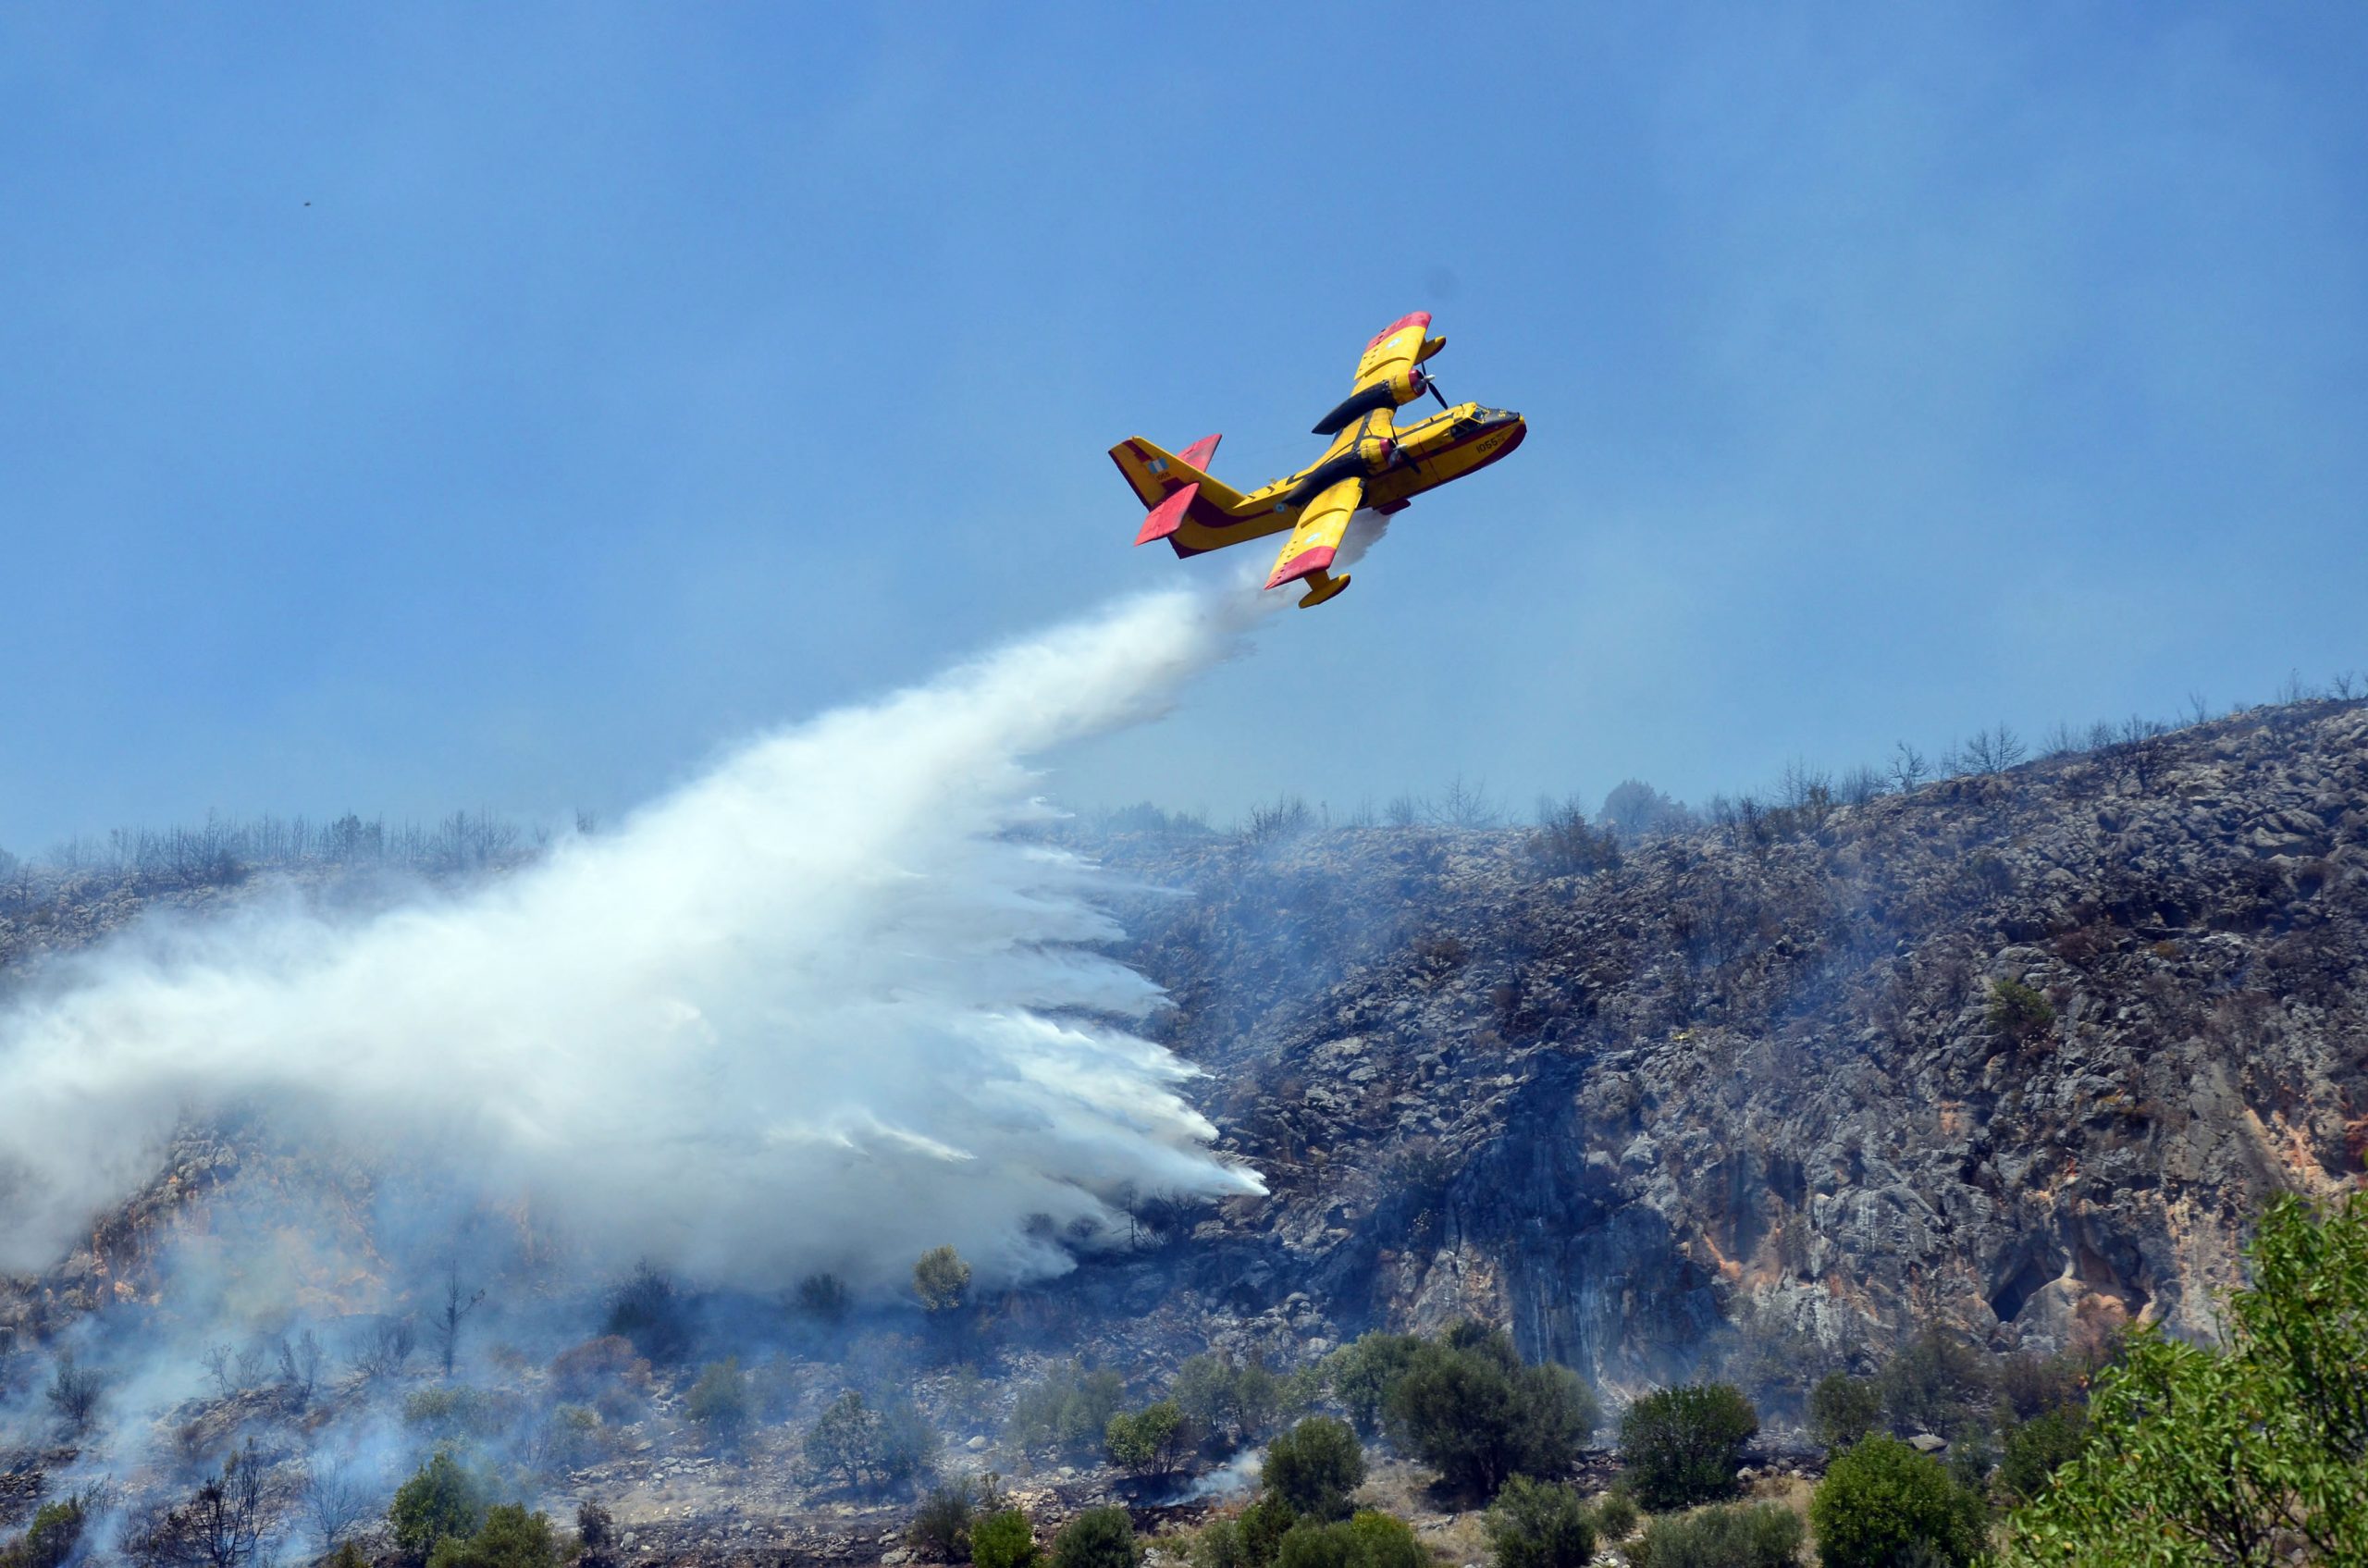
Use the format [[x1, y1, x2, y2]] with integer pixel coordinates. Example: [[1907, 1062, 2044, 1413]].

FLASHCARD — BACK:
[[907, 1475, 1003, 1562], [548, 1336, 650, 1402]]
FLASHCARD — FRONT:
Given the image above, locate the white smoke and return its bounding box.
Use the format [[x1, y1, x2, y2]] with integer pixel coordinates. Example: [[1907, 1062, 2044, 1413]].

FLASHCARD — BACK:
[[0, 587, 1276, 1290]]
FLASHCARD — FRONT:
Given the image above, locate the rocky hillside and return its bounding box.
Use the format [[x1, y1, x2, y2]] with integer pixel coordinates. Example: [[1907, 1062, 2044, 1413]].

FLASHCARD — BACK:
[[1092, 698, 2368, 1398], [3, 700, 2363, 1404]]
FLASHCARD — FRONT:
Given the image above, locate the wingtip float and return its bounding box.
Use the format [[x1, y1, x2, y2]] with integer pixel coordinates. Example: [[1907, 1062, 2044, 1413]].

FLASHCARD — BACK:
[[1109, 312, 1524, 608]]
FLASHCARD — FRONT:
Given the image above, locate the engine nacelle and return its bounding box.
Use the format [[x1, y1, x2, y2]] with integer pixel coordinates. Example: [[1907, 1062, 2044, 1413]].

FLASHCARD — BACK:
[[1311, 364, 1434, 436]]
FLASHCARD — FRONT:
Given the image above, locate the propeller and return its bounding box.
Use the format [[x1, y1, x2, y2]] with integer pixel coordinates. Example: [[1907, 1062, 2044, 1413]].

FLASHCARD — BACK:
[[1419, 368, 1449, 411]]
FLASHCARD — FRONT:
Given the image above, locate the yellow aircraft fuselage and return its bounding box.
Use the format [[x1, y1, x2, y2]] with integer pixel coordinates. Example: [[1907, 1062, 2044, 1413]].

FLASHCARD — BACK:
[[1111, 311, 1523, 606], [1146, 402, 1526, 559]]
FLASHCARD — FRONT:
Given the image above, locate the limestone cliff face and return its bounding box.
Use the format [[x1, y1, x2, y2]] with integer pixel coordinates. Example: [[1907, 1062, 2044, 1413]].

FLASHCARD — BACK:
[[1099, 701, 2368, 1391]]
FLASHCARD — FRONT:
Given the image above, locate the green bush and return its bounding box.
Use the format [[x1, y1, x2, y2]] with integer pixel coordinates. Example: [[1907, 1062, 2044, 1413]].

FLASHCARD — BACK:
[[1627, 1501, 1802, 1568], [1105, 1401, 1192, 1477], [1874, 1331, 1991, 1438], [808, 1389, 933, 1492], [1272, 1513, 1423, 1568], [427, 1504, 566, 1568], [0, 1491, 95, 1568], [1320, 1334, 1423, 1437], [686, 1358, 753, 1448], [390, 1451, 492, 1560], [1009, 1363, 1126, 1456], [1263, 1416, 1366, 1522], [1807, 1373, 1880, 1449], [1175, 1352, 1283, 1442], [1994, 1405, 2087, 1503], [1189, 1519, 1248, 1568], [1342, 1512, 1424, 1568], [1051, 1507, 1140, 1568], [971, 1510, 1040, 1568], [1999, 1192, 2368, 1565], [1385, 1327, 1598, 1498], [1985, 979, 2055, 1040], [1236, 1496, 1298, 1568], [915, 1246, 972, 1314], [1593, 1491, 1637, 1541], [403, 1385, 523, 1441], [541, 1403, 607, 1471], [1810, 1437, 1986, 1568], [1481, 1475, 1596, 1568], [1619, 1384, 1759, 1512], [1272, 1523, 1358, 1568]]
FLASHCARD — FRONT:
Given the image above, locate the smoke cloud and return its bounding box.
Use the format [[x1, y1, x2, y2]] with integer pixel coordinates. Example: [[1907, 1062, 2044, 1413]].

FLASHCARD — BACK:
[[0, 586, 1276, 1292]]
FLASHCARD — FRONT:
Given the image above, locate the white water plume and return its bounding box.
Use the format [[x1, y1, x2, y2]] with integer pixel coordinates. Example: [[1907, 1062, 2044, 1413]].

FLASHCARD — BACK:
[[0, 587, 1274, 1290]]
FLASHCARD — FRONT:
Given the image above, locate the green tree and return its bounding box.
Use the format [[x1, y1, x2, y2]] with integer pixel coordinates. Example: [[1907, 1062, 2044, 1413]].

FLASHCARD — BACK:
[[1810, 1436, 1986, 1568], [686, 1358, 752, 1449], [1875, 1331, 1991, 1438], [1481, 1475, 1596, 1568], [808, 1390, 883, 1490], [1631, 1500, 1803, 1568], [1263, 1417, 1366, 1522], [1995, 1406, 2089, 1504], [1619, 1383, 1759, 1512], [1808, 1373, 1881, 1449], [1051, 1507, 1140, 1568], [972, 1511, 1040, 1568], [427, 1505, 566, 1568], [879, 1397, 942, 1488], [1236, 1497, 1298, 1568], [1105, 1402, 1192, 1479], [1, 1491, 96, 1568], [390, 1451, 491, 1562], [1321, 1334, 1423, 1437], [1385, 1327, 1598, 1499], [1175, 1352, 1284, 1442], [2000, 1191, 2368, 1565], [1009, 1363, 1126, 1456], [1341, 1512, 1424, 1568], [915, 1246, 972, 1314], [1270, 1514, 1422, 1568]]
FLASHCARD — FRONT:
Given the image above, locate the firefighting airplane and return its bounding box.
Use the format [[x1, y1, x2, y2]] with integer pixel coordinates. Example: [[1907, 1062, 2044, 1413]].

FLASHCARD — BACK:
[[1110, 312, 1524, 607]]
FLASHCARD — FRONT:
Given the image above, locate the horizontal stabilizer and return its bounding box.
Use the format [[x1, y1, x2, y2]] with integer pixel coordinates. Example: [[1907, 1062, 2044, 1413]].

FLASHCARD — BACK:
[[1136, 482, 1199, 546], [1177, 433, 1221, 470]]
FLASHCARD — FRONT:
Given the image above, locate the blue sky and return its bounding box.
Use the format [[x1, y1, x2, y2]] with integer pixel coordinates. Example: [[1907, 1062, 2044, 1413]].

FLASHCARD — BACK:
[[4, 4, 2364, 847]]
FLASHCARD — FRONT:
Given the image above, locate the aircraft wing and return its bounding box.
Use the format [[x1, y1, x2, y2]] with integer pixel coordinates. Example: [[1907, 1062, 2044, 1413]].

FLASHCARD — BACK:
[[1315, 312, 1445, 435], [1351, 311, 1435, 390], [1264, 476, 1362, 589]]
